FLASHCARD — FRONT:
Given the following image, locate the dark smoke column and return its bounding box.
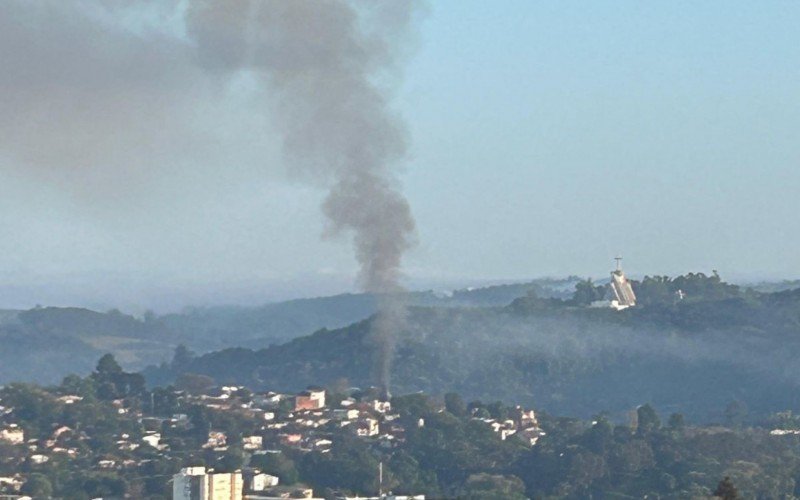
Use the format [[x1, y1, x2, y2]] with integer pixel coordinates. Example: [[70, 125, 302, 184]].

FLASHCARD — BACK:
[[187, 0, 420, 393]]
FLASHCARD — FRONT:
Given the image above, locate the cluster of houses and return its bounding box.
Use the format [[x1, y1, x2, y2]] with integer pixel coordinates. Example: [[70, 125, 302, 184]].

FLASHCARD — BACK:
[[155, 385, 412, 456], [472, 405, 546, 446], [0, 396, 91, 493], [0, 383, 543, 499]]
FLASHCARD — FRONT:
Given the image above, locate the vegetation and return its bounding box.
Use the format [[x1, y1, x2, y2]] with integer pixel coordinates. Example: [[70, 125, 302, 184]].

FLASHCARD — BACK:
[[0, 278, 577, 386], [144, 273, 800, 423], [3, 356, 800, 498]]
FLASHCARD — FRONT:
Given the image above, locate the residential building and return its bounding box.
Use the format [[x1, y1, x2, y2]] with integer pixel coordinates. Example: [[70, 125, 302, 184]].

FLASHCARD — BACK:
[[295, 388, 326, 411], [0, 424, 24, 445], [173, 467, 243, 500], [244, 470, 279, 492]]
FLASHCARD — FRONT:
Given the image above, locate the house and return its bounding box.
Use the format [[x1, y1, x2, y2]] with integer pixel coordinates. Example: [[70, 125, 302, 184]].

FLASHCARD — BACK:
[[0, 424, 24, 445], [57, 395, 83, 404], [370, 400, 391, 414], [333, 409, 359, 420], [278, 433, 302, 446], [294, 388, 326, 411], [517, 427, 545, 446], [242, 435, 263, 451], [205, 431, 227, 449], [253, 392, 284, 408], [354, 418, 379, 437], [248, 485, 318, 499], [511, 406, 538, 428], [51, 447, 78, 457], [0, 475, 23, 492], [142, 432, 161, 448], [245, 471, 279, 492], [311, 438, 332, 451], [52, 425, 72, 439]]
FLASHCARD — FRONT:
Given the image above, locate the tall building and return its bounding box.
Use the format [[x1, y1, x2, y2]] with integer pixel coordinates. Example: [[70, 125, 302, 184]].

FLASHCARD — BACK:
[[608, 257, 636, 310], [173, 467, 243, 500]]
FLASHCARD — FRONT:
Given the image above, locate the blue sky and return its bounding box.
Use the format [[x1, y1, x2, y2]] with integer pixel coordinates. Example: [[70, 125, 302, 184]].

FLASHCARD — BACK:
[[0, 1, 797, 310], [400, 0, 799, 280]]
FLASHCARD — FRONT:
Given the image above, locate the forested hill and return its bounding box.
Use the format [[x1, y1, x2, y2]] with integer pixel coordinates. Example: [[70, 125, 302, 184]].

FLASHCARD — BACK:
[[0, 278, 576, 385], [156, 277, 579, 351], [145, 274, 800, 424]]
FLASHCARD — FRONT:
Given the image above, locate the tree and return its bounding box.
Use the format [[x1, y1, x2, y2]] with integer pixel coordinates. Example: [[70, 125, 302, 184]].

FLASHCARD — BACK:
[[486, 401, 509, 420], [216, 447, 245, 472], [636, 404, 661, 435], [724, 401, 748, 428], [250, 453, 299, 485], [91, 354, 145, 400], [95, 354, 122, 375], [171, 344, 195, 371], [22, 473, 53, 497], [461, 473, 527, 500], [714, 476, 739, 500], [633, 275, 675, 306], [584, 418, 613, 453], [667, 413, 685, 431], [176, 373, 216, 395], [445, 393, 466, 417], [572, 279, 606, 306]]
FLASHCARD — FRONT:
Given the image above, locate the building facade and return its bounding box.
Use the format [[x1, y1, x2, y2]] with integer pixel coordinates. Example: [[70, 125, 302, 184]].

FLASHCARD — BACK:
[[173, 467, 243, 500]]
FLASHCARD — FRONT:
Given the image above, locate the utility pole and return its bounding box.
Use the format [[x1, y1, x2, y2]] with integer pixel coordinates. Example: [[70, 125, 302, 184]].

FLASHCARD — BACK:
[[378, 461, 384, 498]]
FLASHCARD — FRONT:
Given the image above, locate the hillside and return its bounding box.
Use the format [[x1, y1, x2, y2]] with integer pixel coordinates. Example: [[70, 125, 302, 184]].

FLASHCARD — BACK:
[[145, 277, 800, 423], [157, 277, 579, 351], [0, 278, 575, 385]]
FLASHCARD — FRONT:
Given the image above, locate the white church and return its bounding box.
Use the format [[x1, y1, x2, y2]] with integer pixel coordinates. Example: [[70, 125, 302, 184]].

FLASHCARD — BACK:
[[591, 257, 637, 311]]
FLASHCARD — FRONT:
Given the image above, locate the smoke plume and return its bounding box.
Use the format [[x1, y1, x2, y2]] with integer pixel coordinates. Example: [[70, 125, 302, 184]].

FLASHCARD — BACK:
[[186, 0, 420, 390], [0, 0, 421, 388]]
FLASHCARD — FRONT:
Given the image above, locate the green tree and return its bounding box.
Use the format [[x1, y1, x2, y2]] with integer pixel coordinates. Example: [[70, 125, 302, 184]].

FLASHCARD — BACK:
[[724, 401, 748, 428], [636, 404, 661, 435], [176, 373, 216, 395], [584, 418, 613, 453], [95, 353, 122, 375], [250, 453, 299, 485], [22, 473, 53, 497], [171, 344, 195, 372], [461, 473, 527, 500], [714, 476, 739, 500], [667, 412, 685, 431], [572, 279, 606, 306], [216, 446, 245, 472], [445, 392, 466, 416]]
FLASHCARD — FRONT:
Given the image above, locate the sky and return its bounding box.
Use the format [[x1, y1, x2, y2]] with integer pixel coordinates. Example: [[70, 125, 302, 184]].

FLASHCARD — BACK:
[[0, 1, 798, 312]]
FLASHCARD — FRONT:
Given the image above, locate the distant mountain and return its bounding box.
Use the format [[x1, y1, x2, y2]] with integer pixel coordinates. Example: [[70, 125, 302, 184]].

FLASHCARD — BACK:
[[0, 278, 576, 385], [743, 279, 800, 294], [155, 277, 580, 351], [144, 284, 800, 423], [0, 307, 172, 384]]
